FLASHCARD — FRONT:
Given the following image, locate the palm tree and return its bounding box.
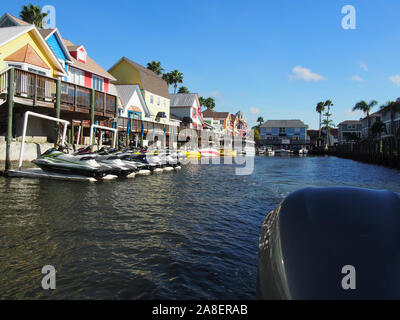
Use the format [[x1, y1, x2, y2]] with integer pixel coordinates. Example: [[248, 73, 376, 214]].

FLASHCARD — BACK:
[[257, 117, 264, 127], [162, 72, 172, 86], [204, 97, 215, 110], [147, 61, 164, 76], [324, 100, 334, 146], [371, 120, 386, 138], [316, 102, 325, 139], [20, 4, 47, 27], [199, 96, 206, 109], [167, 70, 183, 94], [352, 100, 378, 139], [178, 86, 189, 94]]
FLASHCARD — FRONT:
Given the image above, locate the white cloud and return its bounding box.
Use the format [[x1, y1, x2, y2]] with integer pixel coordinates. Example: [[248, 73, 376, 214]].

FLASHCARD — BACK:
[[359, 62, 368, 71], [288, 66, 326, 82], [249, 107, 261, 115], [390, 75, 400, 86], [350, 75, 363, 82], [209, 90, 223, 99]]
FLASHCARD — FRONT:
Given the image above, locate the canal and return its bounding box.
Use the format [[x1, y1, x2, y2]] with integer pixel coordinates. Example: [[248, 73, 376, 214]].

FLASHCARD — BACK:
[[0, 156, 399, 299]]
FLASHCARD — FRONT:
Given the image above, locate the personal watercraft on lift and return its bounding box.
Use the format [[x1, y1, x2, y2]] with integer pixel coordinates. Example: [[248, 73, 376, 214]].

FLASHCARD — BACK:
[[76, 146, 135, 178], [32, 145, 111, 179]]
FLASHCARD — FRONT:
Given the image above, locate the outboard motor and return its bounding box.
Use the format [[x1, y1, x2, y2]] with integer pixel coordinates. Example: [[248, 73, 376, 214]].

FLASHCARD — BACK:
[[258, 187, 400, 300]]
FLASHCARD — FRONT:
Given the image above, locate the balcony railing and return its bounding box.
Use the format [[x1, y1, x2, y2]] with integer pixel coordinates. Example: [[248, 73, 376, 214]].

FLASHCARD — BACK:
[[4, 69, 117, 117]]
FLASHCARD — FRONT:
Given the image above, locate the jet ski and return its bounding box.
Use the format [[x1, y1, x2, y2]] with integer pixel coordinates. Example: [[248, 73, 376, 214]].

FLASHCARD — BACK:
[[32, 145, 111, 179], [258, 187, 400, 300], [76, 147, 135, 178]]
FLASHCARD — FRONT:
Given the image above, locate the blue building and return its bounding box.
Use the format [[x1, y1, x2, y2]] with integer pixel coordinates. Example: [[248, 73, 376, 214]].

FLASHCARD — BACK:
[[260, 120, 308, 146]]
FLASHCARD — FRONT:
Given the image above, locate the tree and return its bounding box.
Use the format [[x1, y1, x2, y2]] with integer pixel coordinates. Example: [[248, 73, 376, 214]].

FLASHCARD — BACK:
[[178, 86, 189, 94], [352, 100, 378, 139], [371, 120, 386, 138], [199, 96, 206, 108], [257, 117, 264, 127], [324, 100, 334, 147], [147, 61, 164, 76], [204, 97, 216, 110], [20, 4, 47, 27], [165, 70, 183, 94], [316, 102, 325, 139]]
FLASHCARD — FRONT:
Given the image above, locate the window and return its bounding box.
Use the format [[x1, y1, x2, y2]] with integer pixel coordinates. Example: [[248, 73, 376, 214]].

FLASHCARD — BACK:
[[28, 68, 46, 76], [157, 97, 160, 106], [279, 127, 286, 133], [69, 67, 84, 86], [163, 100, 166, 108], [150, 95, 154, 104], [7, 63, 22, 69], [92, 75, 104, 91], [220, 120, 224, 125]]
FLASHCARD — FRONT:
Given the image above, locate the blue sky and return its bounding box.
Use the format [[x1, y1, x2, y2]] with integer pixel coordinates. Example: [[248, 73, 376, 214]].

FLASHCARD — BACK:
[[5, 0, 400, 129]]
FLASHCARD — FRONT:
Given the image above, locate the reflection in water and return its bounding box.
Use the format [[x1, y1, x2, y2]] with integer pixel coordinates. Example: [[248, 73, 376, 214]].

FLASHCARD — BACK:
[[0, 156, 399, 299]]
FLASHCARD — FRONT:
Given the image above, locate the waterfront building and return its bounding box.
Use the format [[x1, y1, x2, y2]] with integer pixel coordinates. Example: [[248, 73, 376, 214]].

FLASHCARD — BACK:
[[170, 93, 204, 131], [259, 120, 308, 147], [108, 57, 170, 125], [361, 111, 381, 139], [232, 111, 248, 138], [202, 109, 231, 136], [338, 120, 362, 144], [0, 14, 118, 145], [380, 106, 400, 138]]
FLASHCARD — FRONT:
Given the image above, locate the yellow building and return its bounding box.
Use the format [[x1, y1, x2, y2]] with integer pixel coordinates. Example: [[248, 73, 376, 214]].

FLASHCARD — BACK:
[[0, 25, 66, 78], [108, 57, 170, 125]]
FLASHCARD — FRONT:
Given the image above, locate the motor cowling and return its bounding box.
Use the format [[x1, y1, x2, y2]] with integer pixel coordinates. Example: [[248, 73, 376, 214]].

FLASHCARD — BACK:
[[258, 187, 400, 300]]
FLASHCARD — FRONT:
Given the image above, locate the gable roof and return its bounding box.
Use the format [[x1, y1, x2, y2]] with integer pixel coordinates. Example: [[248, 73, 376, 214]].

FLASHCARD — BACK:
[[170, 93, 199, 108], [261, 120, 307, 128], [62, 38, 116, 81], [5, 43, 49, 69], [38, 28, 73, 63], [339, 120, 361, 125], [109, 57, 170, 99], [0, 13, 31, 28], [115, 84, 151, 117], [202, 109, 230, 119], [0, 25, 66, 75]]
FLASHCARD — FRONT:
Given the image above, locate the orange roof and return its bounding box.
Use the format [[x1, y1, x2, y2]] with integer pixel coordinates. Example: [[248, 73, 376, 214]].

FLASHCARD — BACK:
[[127, 106, 142, 113], [5, 44, 49, 70]]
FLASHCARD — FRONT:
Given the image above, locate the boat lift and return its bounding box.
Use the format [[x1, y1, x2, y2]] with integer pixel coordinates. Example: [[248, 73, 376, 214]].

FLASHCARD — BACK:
[[8, 111, 97, 182], [90, 124, 118, 149]]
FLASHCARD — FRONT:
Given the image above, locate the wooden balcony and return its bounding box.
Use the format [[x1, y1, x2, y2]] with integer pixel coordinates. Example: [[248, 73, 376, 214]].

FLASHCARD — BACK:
[[2, 68, 117, 118]]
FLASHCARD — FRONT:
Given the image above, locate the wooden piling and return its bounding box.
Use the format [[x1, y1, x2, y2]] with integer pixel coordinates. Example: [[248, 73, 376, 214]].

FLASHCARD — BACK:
[[5, 68, 14, 173]]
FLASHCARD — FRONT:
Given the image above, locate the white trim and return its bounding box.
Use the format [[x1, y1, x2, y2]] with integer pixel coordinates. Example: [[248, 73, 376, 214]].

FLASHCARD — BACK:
[[90, 124, 118, 148], [18, 111, 69, 170]]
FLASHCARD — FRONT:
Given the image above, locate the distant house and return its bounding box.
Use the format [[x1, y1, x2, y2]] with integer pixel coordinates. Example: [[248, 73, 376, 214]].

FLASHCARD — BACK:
[[338, 120, 362, 144], [170, 93, 204, 130], [361, 111, 381, 139], [260, 120, 308, 146], [108, 57, 170, 125], [380, 106, 400, 138], [233, 111, 248, 138], [202, 109, 231, 136]]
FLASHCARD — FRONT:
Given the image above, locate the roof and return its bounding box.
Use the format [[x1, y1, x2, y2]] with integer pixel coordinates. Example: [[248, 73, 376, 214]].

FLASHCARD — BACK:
[[0, 25, 33, 47], [115, 84, 151, 117], [202, 109, 230, 119], [261, 120, 307, 128], [4, 43, 49, 69], [0, 25, 66, 75], [339, 120, 361, 125], [110, 57, 170, 99], [170, 93, 198, 107], [0, 13, 31, 27], [170, 113, 183, 121], [62, 38, 116, 81], [38, 28, 55, 39], [361, 111, 381, 121]]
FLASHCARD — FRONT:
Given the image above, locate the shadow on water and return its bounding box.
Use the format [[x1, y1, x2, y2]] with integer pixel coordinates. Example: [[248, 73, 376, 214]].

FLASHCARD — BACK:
[[0, 156, 399, 299]]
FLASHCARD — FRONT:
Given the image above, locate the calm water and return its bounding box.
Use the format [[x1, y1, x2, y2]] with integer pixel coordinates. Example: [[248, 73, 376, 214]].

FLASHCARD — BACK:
[[0, 156, 399, 300]]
